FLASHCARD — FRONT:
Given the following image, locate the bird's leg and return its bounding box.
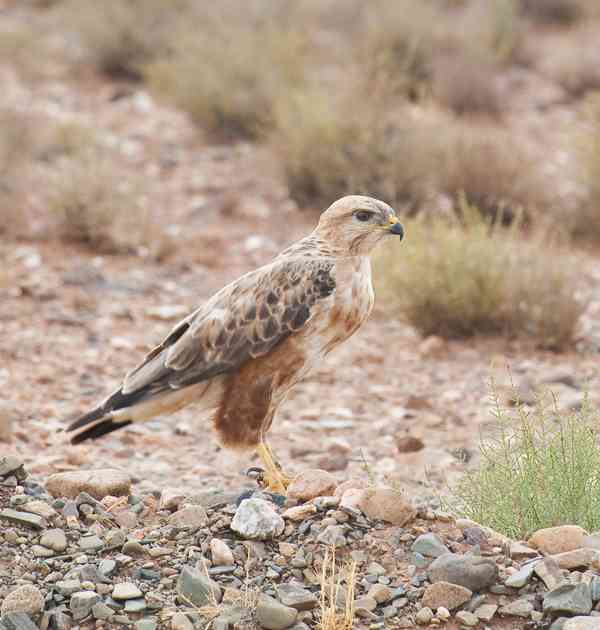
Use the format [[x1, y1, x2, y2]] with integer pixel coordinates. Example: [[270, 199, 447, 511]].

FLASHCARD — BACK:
[[255, 442, 294, 494]]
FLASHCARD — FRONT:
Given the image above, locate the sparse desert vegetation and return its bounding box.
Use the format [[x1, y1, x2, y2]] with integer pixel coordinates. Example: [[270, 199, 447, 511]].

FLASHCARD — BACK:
[[1, 2, 600, 629], [377, 201, 584, 348], [452, 386, 600, 538]]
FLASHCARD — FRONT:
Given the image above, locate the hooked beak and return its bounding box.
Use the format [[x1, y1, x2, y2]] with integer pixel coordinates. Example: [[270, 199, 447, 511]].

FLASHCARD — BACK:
[[388, 216, 404, 240]]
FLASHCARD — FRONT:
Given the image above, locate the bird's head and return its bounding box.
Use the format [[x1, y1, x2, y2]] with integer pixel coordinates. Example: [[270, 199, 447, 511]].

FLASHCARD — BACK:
[[315, 195, 404, 256]]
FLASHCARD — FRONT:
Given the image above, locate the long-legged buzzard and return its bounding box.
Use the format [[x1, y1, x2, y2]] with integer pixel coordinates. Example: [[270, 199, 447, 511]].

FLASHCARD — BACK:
[[67, 195, 404, 493]]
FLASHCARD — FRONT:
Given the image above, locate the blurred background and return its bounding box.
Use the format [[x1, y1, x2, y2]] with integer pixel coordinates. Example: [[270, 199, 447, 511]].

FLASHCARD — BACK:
[[0, 0, 599, 498]]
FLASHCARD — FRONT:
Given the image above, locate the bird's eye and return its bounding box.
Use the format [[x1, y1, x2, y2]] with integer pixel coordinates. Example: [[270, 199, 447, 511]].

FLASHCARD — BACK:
[[355, 210, 373, 222]]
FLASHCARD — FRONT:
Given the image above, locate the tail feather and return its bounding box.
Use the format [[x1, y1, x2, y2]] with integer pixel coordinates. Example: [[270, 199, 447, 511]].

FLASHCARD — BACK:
[[67, 386, 150, 444]]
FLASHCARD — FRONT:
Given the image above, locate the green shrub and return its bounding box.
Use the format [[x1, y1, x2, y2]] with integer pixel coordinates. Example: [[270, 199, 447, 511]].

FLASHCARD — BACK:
[[451, 387, 600, 538], [376, 199, 583, 348]]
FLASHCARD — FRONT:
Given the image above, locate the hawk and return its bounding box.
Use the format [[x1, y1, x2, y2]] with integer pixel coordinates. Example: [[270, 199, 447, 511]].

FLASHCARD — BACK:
[[67, 195, 404, 493]]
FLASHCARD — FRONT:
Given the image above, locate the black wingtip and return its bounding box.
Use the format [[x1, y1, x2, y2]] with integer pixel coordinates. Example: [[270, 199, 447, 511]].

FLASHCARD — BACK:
[[70, 419, 133, 444]]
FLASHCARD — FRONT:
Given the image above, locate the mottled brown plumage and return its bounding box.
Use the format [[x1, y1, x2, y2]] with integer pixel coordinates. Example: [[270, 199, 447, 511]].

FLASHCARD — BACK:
[[67, 195, 404, 492]]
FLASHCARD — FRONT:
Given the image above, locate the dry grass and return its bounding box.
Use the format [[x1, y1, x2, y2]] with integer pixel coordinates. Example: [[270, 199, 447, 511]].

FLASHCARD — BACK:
[[0, 109, 35, 236], [48, 148, 169, 257], [146, 2, 307, 140], [521, 0, 585, 24], [377, 199, 584, 349], [572, 94, 600, 241], [437, 123, 548, 222], [317, 548, 357, 630], [271, 80, 436, 209], [63, 0, 183, 79]]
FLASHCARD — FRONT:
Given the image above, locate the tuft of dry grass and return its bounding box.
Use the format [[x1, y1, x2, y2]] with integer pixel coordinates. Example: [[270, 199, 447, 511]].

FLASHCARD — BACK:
[[271, 79, 437, 209], [437, 122, 548, 222], [318, 548, 356, 630], [48, 148, 170, 257], [0, 109, 35, 236], [63, 0, 183, 79], [377, 199, 584, 349], [521, 0, 585, 24], [146, 2, 307, 140], [572, 94, 600, 242]]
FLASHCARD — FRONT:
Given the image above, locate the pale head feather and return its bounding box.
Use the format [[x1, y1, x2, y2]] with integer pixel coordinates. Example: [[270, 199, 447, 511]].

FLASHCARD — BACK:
[[314, 195, 403, 256]]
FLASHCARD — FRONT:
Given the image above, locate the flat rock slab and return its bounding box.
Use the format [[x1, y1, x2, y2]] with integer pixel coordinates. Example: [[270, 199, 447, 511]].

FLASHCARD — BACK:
[[0, 509, 46, 530], [427, 553, 498, 592], [45, 469, 131, 499], [564, 617, 600, 630], [0, 613, 39, 630], [543, 583, 592, 616]]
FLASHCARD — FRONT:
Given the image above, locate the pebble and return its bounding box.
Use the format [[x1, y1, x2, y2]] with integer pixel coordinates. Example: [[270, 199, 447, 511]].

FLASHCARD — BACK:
[[56, 579, 82, 596], [176, 565, 222, 607], [412, 533, 450, 558], [0, 613, 39, 630], [39, 528, 67, 552], [210, 538, 235, 566], [0, 455, 24, 478], [20, 500, 56, 519], [0, 585, 44, 617], [359, 487, 416, 526], [136, 619, 158, 630], [112, 582, 143, 600], [421, 581, 472, 611], [70, 591, 100, 621], [168, 505, 208, 530], [0, 508, 46, 529], [316, 525, 347, 547], [256, 595, 298, 630], [171, 612, 194, 630], [564, 618, 600, 630], [550, 548, 597, 569], [159, 487, 187, 511], [415, 606, 434, 625], [543, 583, 593, 616], [455, 610, 479, 626], [367, 584, 393, 604], [283, 504, 317, 521], [474, 603, 498, 621], [498, 597, 534, 618], [505, 562, 537, 588], [45, 469, 131, 499], [427, 553, 498, 591], [528, 525, 587, 555], [287, 469, 338, 501], [91, 601, 114, 620], [230, 498, 284, 540], [79, 534, 104, 552], [277, 583, 318, 611]]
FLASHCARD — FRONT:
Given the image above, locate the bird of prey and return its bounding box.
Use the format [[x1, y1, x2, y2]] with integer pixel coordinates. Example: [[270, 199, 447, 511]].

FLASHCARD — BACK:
[[67, 195, 404, 493]]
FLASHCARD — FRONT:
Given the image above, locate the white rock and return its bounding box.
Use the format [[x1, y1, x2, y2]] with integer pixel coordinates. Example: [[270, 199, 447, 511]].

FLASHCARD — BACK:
[[230, 498, 284, 540]]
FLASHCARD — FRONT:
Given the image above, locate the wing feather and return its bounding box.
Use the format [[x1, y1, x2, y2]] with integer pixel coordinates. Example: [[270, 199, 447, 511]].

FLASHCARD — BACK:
[[120, 257, 335, 399]]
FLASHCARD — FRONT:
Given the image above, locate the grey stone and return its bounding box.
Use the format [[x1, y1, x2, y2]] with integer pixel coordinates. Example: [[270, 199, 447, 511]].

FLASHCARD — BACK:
[[505, 562, 537, 588], [230, 498, 284, 540], [534, 557, 564, 589], [124, 598, 147, 612], [112, 582, 143, 600], [427, 553, 498, 592], [55, 579, 82, 596], [415, 607, 433, 625], [31, 544, 54, 558], [0, 509, 46, 530], [277, 583, 318, 611], [91, 602, 114, 620], [0, 613, 39, 630], [499, 598, 534, 618], [168, 505, 208, 530], [543, 583, 593, 616], [474, 603, 498, 621], [45, 469, 131, 500], [0, 456, 24, 478], [135, 620, 158, 630], [256, 595, 298, 630], [99, 559, 117, 577], [455, 610, 479, 626], [70, 591, 100, 621], [411, 533, 449, 558], [316, 525, 347, 547], [40, 528, 67, 552], [176, 565, 222, 607], [79, 534, 104, 552]]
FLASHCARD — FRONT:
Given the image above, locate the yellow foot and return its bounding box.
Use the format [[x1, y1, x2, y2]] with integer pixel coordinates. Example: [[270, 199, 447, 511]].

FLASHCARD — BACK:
[[255, 442, 294, 494]]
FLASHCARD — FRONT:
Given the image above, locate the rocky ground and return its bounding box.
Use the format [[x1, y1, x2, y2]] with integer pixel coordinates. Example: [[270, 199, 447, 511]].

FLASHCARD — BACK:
[[4, 457, 600, 630]]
